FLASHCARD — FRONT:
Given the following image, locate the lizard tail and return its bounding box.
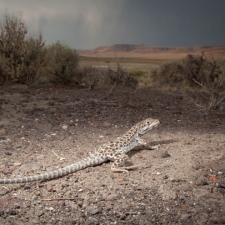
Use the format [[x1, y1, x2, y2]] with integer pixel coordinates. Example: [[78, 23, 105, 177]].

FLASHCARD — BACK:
[[0, 156, 105, 184]]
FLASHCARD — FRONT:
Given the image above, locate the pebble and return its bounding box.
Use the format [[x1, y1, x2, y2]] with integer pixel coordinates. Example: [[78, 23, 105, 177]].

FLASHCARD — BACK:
[[168, 177, 179, 182], [4, 152, 12, 156], [161, 151, 171, 158], [62, 125, 68, 130], [24, 185, 31, 190], [89, 208, 99, 215], [196, 179, 209, 186], [127, 193, 135, 199], [105, 194, 118, 200], [149, 185, 160, 190], [103, 122, 111, 127], [0, 128, 7, 136], [180, 213, 191, 220], [159, 185, 177, 200]]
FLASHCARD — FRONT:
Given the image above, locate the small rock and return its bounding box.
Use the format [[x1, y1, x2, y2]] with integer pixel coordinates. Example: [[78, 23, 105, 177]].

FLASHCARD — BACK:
[[168, 177, 178, 182], [136, 185, 145, 190], [159, 185, 177, 200], [120, 214, 127, 220], [68, 120, 75, 126], [192, 188, 209, 199], [46, 184, 56, 192], [149, 185, 160, 190], [62, 125, 68, 130], [58, 201, 66, 207], [105, 194, 118, 200], [0, 128, 7, 136], [0, 137, 7, 141], [8, 209, 17, 215], [180, 213, 191, 220], [89, 208, 99, 215], [218, 188, 225, 194], [46, 207, 54, 211], [127, 193, 135, 199], [161, 151, 171, 158], [196, 179, 209, 186], [24, 185, 31, 190], [32, 196, 38, 201], [4, 152, 12, 156], [103, 122, 111, 127]]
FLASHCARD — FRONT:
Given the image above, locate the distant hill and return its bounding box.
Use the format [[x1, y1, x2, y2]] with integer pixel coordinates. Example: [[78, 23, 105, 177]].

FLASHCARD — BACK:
[[79, 44, 225, 59]]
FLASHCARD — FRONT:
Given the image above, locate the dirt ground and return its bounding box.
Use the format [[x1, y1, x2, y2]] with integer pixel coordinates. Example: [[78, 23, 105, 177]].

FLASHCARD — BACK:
[[0, 84, 224, 225]]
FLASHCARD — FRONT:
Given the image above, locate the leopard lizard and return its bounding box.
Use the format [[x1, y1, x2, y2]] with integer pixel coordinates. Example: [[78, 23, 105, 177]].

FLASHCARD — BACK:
[[0, 118, 160, 184]]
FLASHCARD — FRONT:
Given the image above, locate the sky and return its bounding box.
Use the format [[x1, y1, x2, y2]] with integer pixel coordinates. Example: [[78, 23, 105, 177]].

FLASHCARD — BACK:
[[0, 0, 225, 50]]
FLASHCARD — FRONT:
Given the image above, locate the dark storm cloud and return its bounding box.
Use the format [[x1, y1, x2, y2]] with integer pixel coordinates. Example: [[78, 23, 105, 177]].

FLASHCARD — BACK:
[[0, 0, 224, 49]]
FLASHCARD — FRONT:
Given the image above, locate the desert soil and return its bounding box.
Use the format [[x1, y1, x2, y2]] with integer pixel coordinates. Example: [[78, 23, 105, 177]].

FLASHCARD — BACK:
[[0, 84, 224, 225]]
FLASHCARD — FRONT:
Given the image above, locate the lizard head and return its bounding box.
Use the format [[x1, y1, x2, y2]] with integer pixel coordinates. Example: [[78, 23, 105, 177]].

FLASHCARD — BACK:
[[138, 118, 160, 136]]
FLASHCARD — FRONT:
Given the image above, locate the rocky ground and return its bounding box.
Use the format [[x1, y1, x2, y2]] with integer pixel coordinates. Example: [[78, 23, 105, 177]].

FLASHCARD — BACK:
[[0, 84, 224, 225]]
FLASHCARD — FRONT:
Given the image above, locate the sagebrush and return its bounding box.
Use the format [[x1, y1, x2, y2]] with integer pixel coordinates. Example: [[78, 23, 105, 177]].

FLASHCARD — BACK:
[[45, 42, 79, 84], [0, 12, 46, 84], [152, 53, 225, 111]]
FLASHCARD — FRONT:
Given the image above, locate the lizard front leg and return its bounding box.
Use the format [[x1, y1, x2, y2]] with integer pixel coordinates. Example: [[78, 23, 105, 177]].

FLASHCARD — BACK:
[[136, 137, 160, 150]]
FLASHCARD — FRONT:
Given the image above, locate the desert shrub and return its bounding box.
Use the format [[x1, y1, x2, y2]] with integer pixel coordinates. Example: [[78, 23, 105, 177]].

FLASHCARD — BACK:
[[0, 12, 46, 85], [184, 55, 225, 111], [81, 66, 105, 90], [178, 53, 224, 90], [151, 60, 183, 86], [45, 42, 79, 84], [0, 58, 8, 85], [15, 34, 46, 84], [137, 71, 154, 88], [106, 61, 139, 93], [181, 54, 205, 86], [151, 53, 225, 111], [124, 74, 139, 90]]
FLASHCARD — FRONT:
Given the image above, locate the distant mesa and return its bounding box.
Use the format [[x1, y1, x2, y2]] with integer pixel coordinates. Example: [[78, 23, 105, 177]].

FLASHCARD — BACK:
[[78, 44, 225, 59]]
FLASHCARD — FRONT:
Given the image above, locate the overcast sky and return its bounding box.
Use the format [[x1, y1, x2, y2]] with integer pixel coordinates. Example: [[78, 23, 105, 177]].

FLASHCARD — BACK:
[[0, 0, 225, 49]]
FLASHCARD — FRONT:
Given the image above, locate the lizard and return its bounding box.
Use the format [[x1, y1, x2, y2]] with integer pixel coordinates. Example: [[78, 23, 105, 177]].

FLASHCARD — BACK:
[[0, 118, 160, 184]]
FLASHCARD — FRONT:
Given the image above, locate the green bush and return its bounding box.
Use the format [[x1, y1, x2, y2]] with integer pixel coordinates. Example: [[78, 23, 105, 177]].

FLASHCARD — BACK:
[[45, 42, 79, 84], [0, 12, 46, 85]]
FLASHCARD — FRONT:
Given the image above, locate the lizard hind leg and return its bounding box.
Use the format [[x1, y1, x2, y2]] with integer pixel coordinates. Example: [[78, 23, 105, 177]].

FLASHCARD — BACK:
[[109, 152, 142, 173]]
